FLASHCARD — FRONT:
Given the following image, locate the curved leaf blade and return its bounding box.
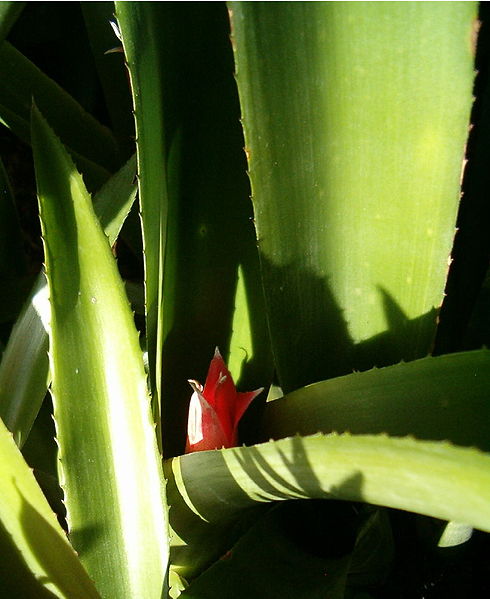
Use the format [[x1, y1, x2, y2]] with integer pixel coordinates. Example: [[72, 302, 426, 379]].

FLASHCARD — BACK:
[[167, 433, 490, 579], [0, 1, 24, 43], [260, 350, 490, 451], [81, 2, 135, 157], [0, 42, 118, 173], [115, 2, 168, 441]]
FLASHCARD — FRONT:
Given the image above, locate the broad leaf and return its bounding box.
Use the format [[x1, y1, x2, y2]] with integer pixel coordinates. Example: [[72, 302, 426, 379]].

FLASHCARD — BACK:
[[260, 350, 490, 451], [230, 1, 477, 390]]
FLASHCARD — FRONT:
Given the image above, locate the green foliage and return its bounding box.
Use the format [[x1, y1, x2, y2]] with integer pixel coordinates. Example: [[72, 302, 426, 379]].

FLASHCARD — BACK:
[[32, 106, 167, 598], [0, 415, 100, 598], [230, 1, 476, 389], [0, 154, 137, 447], [0, 2, 488, 598]]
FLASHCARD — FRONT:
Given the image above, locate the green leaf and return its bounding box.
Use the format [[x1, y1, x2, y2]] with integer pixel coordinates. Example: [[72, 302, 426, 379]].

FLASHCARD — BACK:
[[116, 3, 272, 457], [0, 154, 138, 448], [230, 1, 477, 390], [92, 153, 138, 245], [0, 416, 100, 598], [260, 350, 490, 451], [228, 265, 272, 391], [0, 274, 50, 448], [437, 521, 473, 548], [0, 1, 24, 42], [115, 2, 169, 444], [0, 41, 119, 176], [167, 433, 490, 580], [32, 106, 168, 598]]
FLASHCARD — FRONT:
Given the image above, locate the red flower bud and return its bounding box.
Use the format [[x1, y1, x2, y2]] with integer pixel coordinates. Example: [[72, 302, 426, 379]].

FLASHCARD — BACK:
[[185, 348, 263, 453]]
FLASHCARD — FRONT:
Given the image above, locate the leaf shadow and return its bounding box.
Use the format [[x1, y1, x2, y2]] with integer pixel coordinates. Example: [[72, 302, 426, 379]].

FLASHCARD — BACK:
[[259, 255, 439, 394], [158, 2, 271, 459], [168, 435, 365, 582], [9, 479, 99, 597], [0, 516, 58, 598]]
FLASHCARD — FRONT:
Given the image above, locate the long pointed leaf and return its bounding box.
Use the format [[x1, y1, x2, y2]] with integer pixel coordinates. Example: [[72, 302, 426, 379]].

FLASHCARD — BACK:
[[0, 41, 119, 174], [0, 1, 24, 43], [32, 107, 167, 599], [115, 3, 168, 443], [81, 3, 134, 157], [0, 155, 138, 448]]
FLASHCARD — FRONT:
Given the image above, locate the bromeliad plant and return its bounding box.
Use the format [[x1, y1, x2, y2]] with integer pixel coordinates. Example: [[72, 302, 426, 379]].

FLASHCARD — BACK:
[[0, 2, 489, 598]]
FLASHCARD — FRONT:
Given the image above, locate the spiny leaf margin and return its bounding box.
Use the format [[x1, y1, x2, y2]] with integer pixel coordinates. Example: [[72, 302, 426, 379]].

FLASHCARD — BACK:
[[167, 432, 490, 579], [32, 105, 168, 599]]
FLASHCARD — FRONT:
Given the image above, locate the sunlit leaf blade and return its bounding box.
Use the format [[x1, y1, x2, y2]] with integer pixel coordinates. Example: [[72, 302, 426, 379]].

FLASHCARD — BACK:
[[0, 1, 24, 43], [0, 274, 50, 447], [0, 155, 138, 448], [32, 107, 168, 598], [92, 153, 137, 245], [260, 350, 490, 451], [228, 264, 272, 397], [167, 433, 490, 580], [437, 521, 473, 548], [0, 417, 100, 598], [0, 41, 118, 173], [230, 2, 477, 391], [115, 2, 168, 444]]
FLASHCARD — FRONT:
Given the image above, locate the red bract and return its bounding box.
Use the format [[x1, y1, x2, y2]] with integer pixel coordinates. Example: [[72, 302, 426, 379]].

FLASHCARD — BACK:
[[185, 348, 263, 453]]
